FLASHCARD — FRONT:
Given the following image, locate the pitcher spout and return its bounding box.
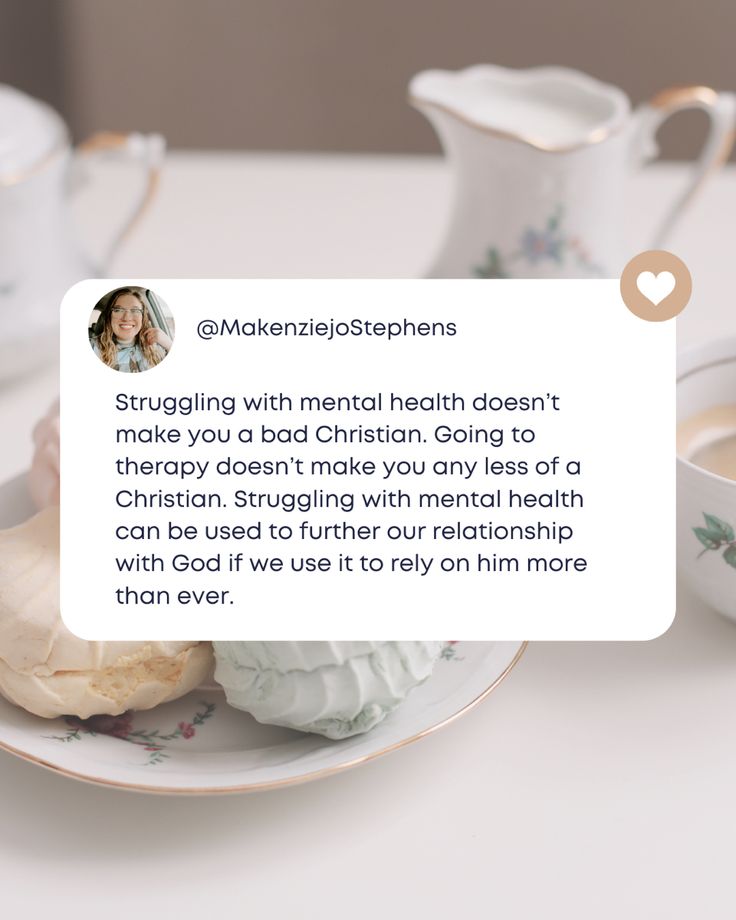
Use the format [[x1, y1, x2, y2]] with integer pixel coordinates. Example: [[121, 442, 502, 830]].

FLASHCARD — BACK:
[[409, 65, 630, 153]]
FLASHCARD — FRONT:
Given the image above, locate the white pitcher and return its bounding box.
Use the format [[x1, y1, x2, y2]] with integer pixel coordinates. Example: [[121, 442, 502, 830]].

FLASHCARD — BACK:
[[409, 66, 736, 278], [0, 84, 164, 381]]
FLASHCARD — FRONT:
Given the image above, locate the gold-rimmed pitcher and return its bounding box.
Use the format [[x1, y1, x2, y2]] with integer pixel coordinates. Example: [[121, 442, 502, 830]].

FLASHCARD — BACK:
[[409, 66, 735, 278]]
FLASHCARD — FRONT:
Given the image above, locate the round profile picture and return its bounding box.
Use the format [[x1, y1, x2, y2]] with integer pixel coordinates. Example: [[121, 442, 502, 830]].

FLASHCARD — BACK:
[[89, 286, 174, 373]]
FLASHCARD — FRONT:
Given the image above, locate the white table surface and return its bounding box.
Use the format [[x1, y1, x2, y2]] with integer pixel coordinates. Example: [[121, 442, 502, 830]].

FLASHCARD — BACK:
[[2, 154, 736, 918]]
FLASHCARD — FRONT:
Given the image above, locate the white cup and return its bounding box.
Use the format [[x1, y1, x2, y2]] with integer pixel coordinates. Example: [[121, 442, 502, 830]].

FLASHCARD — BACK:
[[677, 337, 736, 621]]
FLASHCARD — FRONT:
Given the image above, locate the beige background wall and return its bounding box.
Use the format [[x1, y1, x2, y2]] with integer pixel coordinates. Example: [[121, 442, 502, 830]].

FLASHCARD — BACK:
[[2, 0, 735, 158]]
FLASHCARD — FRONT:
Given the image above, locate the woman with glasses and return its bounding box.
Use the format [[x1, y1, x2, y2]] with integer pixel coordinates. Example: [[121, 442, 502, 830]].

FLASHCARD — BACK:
[[91, 288, 172, 372]]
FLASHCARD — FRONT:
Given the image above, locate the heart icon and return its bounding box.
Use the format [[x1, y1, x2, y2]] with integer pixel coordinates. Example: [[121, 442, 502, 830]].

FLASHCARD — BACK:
[[621, 251, 691, 322], [636, 270, 676, 306]]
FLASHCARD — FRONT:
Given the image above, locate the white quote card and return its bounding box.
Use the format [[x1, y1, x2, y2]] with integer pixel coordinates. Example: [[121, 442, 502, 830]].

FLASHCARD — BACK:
[[60, 279, 674, 640]]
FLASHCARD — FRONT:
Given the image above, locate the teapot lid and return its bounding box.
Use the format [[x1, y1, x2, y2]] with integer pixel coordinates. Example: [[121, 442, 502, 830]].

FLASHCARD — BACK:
[[0, 85, 67, 184]]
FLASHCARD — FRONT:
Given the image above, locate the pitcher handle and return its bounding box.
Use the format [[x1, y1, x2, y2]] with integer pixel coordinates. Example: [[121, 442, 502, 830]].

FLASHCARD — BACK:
[[76, 131, 165, 266], [634, 87, 736, 247]]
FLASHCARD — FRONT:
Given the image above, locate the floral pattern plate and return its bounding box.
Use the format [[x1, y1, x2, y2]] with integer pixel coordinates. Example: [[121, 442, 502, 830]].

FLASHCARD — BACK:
[[0, 477, 525, 794]]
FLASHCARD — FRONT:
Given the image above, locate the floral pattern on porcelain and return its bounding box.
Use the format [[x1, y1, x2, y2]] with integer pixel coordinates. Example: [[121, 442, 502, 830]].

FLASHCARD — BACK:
[[440, 641, 465, 661], [41, 644, 462, 764], [473, 206, 605, 279], [45, 700, 216, 766], [693, 513, 736, 568]]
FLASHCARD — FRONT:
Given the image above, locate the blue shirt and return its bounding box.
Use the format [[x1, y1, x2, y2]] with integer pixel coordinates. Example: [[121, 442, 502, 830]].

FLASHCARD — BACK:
[[91, 337, 164, 372]]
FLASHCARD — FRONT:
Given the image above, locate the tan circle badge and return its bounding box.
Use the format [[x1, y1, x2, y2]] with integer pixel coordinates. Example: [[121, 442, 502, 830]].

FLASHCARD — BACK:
[[620, 250, 692, 321]]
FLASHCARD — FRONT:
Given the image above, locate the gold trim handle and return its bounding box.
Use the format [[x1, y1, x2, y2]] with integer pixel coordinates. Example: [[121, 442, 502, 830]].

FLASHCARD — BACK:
[[76, 131, 165, 266], [636, 86, 736, 247]]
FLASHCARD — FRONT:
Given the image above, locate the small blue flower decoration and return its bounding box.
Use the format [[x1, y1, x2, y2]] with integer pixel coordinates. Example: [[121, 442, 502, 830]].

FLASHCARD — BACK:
[[520, 227, 565, 264], [473, 205, 604, 278]]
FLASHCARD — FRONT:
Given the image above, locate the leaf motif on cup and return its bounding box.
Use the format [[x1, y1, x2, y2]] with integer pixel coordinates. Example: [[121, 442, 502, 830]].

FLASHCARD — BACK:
[[703, 514, 735, 542], [694, 513, 736, 567], [694, 527, 724, 550]]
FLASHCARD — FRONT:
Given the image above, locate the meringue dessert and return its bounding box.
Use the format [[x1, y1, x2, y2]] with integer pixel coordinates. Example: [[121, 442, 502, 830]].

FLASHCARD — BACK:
[[0, 507, 213, 719], [28, 398, 60, 509], [213, 640, 443, 739], [23, 399, 442, 738]]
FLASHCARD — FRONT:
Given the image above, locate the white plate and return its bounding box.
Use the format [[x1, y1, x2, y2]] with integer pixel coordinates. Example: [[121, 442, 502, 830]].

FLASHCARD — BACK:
[[0, 476, 525, 794]]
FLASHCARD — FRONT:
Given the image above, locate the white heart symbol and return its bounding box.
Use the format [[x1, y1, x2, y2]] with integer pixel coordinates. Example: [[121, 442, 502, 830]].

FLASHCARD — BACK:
[[636, 270, 676, 306]]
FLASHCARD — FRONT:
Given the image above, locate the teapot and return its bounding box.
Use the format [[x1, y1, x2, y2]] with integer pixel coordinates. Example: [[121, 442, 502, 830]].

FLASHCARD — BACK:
[[0, 84, 163, 381], [409, 66, 736, 278]]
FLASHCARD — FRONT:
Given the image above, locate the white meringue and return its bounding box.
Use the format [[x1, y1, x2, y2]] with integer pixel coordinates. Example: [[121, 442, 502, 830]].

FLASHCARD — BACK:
[[0, 507, 213, 719], [28, 398, 60, 510]]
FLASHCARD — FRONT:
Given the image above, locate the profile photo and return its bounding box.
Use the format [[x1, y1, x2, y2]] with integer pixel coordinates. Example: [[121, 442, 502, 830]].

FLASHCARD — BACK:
[[89, 286, 174, 373]]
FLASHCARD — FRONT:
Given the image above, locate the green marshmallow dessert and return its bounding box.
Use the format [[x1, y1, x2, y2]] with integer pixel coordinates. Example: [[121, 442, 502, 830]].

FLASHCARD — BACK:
[[213, 641, 443, 739]]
